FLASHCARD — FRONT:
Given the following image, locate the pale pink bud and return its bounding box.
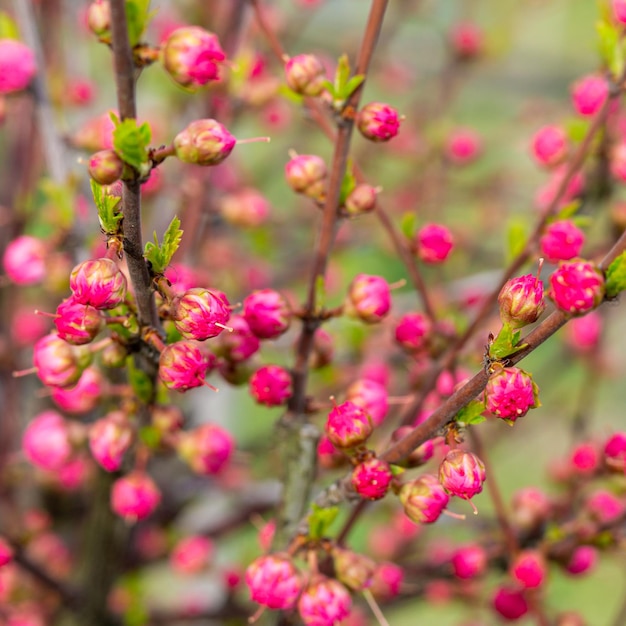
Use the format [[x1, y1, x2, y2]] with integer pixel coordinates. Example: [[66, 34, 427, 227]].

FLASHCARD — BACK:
[[439, 449, 486, 500], [285, 154, 327, 198], [249, 364, 292, 407], [394, 312, 432, 352], [571, 75, 609, 117], [220, 188, 270, 227], [548, 260, 605, 315], [33, 333, 86, 388], [565, 311, 602, 352], [586, 489, 624, 524], [51, 366, 103, 414], [172, 287, 230, 341], [614, 0, 626, 23], [511, 486, 552, 530], [498, 273, 545, 329], [285, 53, 326, 97], [351, 457, 393, 500], [245, 553, 303, 610], [89, 411, 133, 472], [243, 289, 291, 339], [446, 128, 482, 165], [66, 77, 96, 106], [174, 119, 236, 166], [88, 149, 124, 185], [565, 545, 597, 575], [344, 184, 377, 216], [111, 471, 161, 522], [161, 27, 225, 90], [325, 400, 373, 449], [332, 548, 375, 591], [3, 235, 46, 285], [346, 378, 388, 426], [0, 537, 13, 567], [23, 411, 72, 471], [159, 341, 211, 391], [12, 308, 48, 347], [511, 550, 546, 589], [217, 315, 260, 362], [569, 442, 599, 475], [317, 435, 345, 469], [57, 455, 91, 491], [540, 220, 585, 262], [170, 535, 214, 575], [345, 274, 391, 324], [54, 297, 103, 345], [611, 143, 626, 181], [492, 585, 529, 620], [485, 366, 539, 421], [0, 39, 37, 94], [370, 562, 404, 600], [72, 110, 116, 151], [399, 474, 450, 524], [86, 0, 111, 40], [177, 423, 234, 475], [451, 544, 487, 579], [70, 258, 127, 310], [531, 125, 568, 168], [356, 102, 401, 142], [415, 223, 454, 264], [449, 22, 483, 59], [298, 577, 352, 626]]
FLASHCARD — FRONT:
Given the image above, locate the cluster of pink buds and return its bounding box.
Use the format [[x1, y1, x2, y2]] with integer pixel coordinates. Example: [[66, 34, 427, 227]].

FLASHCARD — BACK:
[[356, 102, 401, 142], [172, 287, 231, 340], [0, 38, 37, 94], [484, 366, 540, 422], [498, 272, 545, 329], [548, 260, 606, 315], [344, 274, 391, 323]]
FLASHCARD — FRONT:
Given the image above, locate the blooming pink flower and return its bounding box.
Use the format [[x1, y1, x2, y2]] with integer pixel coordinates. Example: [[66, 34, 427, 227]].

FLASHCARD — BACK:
[[172, 288, 231, 341], [492, 585, 529, 620], [531, 125, 568, 168], [33, 333, 87, 388], [249, 364, 292, 406], [415, 223, 454, 264], [0, 39, 37, 94], [23, 411, 72, 471], [3, 235, 46, 285], [356, 102, 401, 142], [565, 545, 597, 575], [345, 274, 391, 324], [451, 544, 487, 579], [51, 366, 103, 414], [110, 471, 161, 522], [446, 128, 482, 165], [540, 220, 585, 262], [70, 258, 127, 310], [394, 312, 431, 352], [243, 289, 291, 339], [325, 400, 373, 449], [484, 366, 539, 421], [439, 449, 486, 500], [159, 341, 211, 392], [170, 535, 214, 575], [285, 53, 326, 97], [399, 474, 450, 524], [89, 411, 133, 472], [54, 297, 102, 345], [298, 577, 352, 626], [177, 423, 234, 475], [285, 154, 327, 198], [174, 119, 236, 166], [245, 553, 303, 610], [571, 75, 609, 117], [351, 458, 393, 500], [511, 550, 546, 589], [548, 260, 605, 315], [345, 378, 388, 426]]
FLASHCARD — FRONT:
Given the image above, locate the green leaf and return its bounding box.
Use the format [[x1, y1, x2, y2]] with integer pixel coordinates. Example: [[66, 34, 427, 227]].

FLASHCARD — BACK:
[[341, 74, 365, 100], [138, 425, 161, 449], [0, 11, 19, 39], [554, 200, 581, 221], [314, 275, 326, 311], [455, 399, 487, 425], [143, 216, 183, 275], [489, 324, 526, 360], [307, 504, 339, 540], [400, 212, 417, 240], [506, 219, 527, 262], [112, 117, 152, 170], [127, 357, 153, 404], [339, 163, 357, 206], [564, 117, 590, 143], [605, 250, 626, 298], [125, 0, 152, 47], [597, 19, 624, 80], [91, 179, 123, 235], [389, 464, 405, 476], [334, 54, 351, 94]]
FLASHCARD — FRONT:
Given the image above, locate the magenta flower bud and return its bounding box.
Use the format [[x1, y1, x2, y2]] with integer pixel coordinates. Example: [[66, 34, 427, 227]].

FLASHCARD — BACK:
[[332, 547, 375, 591], [298, 577, 352, 626], [614, 0, 626, 23], [439, 449, 486, 500], [245, 553, 303, 610], [172, 287, 231, 340], [70, 258, 127, 310], [159, 341, 211, 392], [23, 411, 72, 471], [285, 154, 328, 199], [604, 432, 626, 460], [492, 585, 529, 620], [415, 223, 454, 264], [511, 550, 546, 589], [177, 423, 234, 475], [51, 367, 103, 414], [86, 0, 111, 40], [33, 333, 86, 388], [243, 289, 291, 339], [345, 274, 391, 324], [217, 315, 260, 362], [161, 26, 225, 90], [394, 312, 432, 352], [89, 411, 133, 472], [346, 378, 388, 426], [548, 260, 605, 316], [249, 364, 292, 407], [565, 545, 597, 575], [356, 102, 401, 142], [0, 537, 13, 567], [325, 400, 373, 449], [446, 128, 482, 165], [540, 220, 585, 262], [174, 119, 236, 166], [485, 366, 539, 421], [220, 188, 270, 228], [111, 471, 161, 522], [351, 457, 393, 500], [569, 442, 599, 475], [531, 125, 568, 168], [399, 474, 450, 524], [87, 149, 124, 185], [451, 544, 487, 579], [586, 489, 624, 524], [344, 184, 378, 216], [0, 39, 37, 94], [449, 22, 483, 59], [498, 273, 545, 329], [2, 235, 46, 285], [370, 562, 404, 600], [170, 535, 214, 575], [54, 297, 103, 345], [571, 75, 609, 117], [285, 53, 326, 97]]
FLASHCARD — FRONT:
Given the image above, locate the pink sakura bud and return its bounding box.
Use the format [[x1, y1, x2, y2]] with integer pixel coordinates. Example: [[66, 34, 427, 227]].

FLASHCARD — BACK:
[[511, 487, 552, 530], [565, 311, 602, 353], [351, 457, 393, 500], [0, 39, 37, 94], [356, 102, 401, 142], [23, 411, 72, 471], [445, 128, 482, 165], [54, 297, 103, 345], [220, 188, 270, 228], [172, 287, 231, 341], [548, 260, 605, 316], [439, 449, 486, 500], [325, 400, 373, 449], [571, 75, 609, 117], [451, 544, 487, 579], [86, 0, 111, 41], [399, 474, 450, 524], [72, 110, 116, 151], [346, 378, 388, 426], [245, 553, 303, 610], [586, 489, 624, 524], [285, 153, 328, 199], [565, 545, 597, 575], [243, 289, 291, 339], [298, 577, 352, 626], [394, 311, 432, 352], [216, 315, 260, 362], [531, 125, 568, 168], [540, 220, 585, 262], [111, 471, 161, 522], [611, 143, 626, 181], [0, 537, 13, 567], [2, 235, 46, 285], [66, 77, 96, 106], [174, 119, 236, 166], [485, 366, 539, 422], [344, 184, 378, 216], [285, 53, 327, 97], [614, 0, 626, 23], [33, 333, 87, 388], [345, 274, 391, 324], [249, 364, 292, 407], [51, 366, 103, 414], [161, 27, 225, 90], [70, 258, 127, 310], [370, 562, 404, 600], [170, 535, 214, 575], [177, 423, 234, 475], [87, 149, 124, 185], [511, 550, 546, 589], [604, 432, 626, 460], [415, 223, 454, 264], [449, 22, 483, 59], [492, 585, 529, 620], [332, 547, 375, 592], [498, 273, 545, 329], [159, 341, 211, 392], [570, 442, 599, 475], [89, 411, 133, 472]]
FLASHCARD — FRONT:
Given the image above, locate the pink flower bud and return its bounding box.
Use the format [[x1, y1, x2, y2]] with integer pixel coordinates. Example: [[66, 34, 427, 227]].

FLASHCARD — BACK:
[[565, 545, 597, 575], [220, 188, 270, 228], [325, 400, 373, 449], [51, 366, 103, 414], [12, 307, 48, 347], [249, 364, 292, 407], [484, 366, 539, 422], [72, 109, 116, 151], [243, 289, 291, 339], [54, 297, 103, 345], [394, 312, 432, 352], [446, 128, 482, 165], [351, 457, 393, 500], [298, 577, 352, 626], [531, 125, 568, 168], [570, 442, 599, 475], [346, 378, 388, 426], [511, 550, 546, 589], [565, 311, 602, 353], [0, 39, 37, 94], [22, 411, 72, 471], [511, 487, 552, 530], [370, 562, 404, 600], [449, 22, 483, 59], [172, 287, 231, 341], [216, 315, 260, 362], [451, 544, 487, 579], [285, 53, 326, 97], [0, 537, 13, 567], [492, 585, 529, 620], [174, 119, 236, 166], [415, 223, 454, 264], [89, 411, 133, 472], [87, 149, 124, 185], [548, 260, 605, 316], [317, 435, 345, 469], [70, 258, 127, 310], [86, 0, 111, 40], [345, 274, 391, 324], [33, 333, 86, 388], [159, 341, 211, 392], [344, 184, 377, 216], [604, 432, 626, 460], [285, 154, 327, 199], [439, 449, 486, 500], [540, 220, 585, 262], [332, 547, 375, 591], [611, 143, 626, 181], [356, 102, 401, 142], [614, 0, 626, 23], [586, 489, 624, 524], [170, 535, 214, 575], [399, 474, 450, 524], [161, 27, 225, 90], [498, 273, 545, 329], [245, 553, 303, 610], [111, 471, 161, 522], [571, 75, 609, 117], [177, 423, 234, 475], [3, 235, 46, 285]]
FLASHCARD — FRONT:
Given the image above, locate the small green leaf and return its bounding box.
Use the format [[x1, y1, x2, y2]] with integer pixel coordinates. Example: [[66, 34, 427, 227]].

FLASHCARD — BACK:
[[314, 275, 326, 311], [340, 74, 365, 100], [400, 212, 417, 240], [91, 179, 123, 235], [308, 504, 339, 540], [506, 219, 527, 262], [489, 324, 526, 360], [596, 19, 624, 79], [455, 399, 487, 425], [139, 425, 161, 449], [334, 54, 351, 93], [112, 118, 152, 170], [0, 11, 19, 39], [389, 464, 405, 476], [565, 118, 590, 143], [125, 0, 152, 47], [127, 357, 154, 404], [554, 200, 581, 221], [339, 163, 357, 206], [143, 216, 183, 275], [605, 250, 626, 298]]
